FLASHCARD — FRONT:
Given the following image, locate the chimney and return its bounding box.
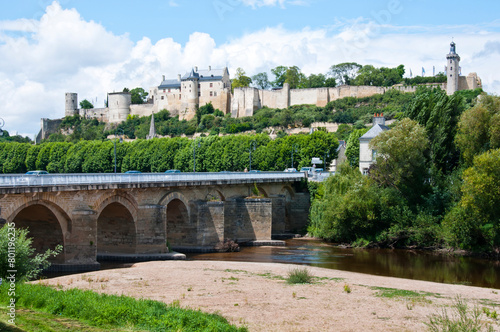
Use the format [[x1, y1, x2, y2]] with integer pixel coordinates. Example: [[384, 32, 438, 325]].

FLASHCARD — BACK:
[[162, 75, 165, 81], [208, 65, 211, 71], [194, 66, 198, 72], [373, 113, 386, 126], [177, 74, 181, 81]]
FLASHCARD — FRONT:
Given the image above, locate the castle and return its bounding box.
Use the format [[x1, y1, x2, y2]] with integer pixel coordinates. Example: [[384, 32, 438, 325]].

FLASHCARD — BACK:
[[37, 41, 481, 142]]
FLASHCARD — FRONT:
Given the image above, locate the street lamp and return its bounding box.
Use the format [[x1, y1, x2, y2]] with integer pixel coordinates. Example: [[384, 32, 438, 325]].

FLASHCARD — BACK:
[[248, 141, 256, 171], [291, 144, 298, 169], [114, 128, 124, 173], [193, 139, 201, 172]]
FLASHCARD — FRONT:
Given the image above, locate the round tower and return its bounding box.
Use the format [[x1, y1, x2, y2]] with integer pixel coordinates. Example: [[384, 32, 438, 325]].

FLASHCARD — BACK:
[[446, 41, 460, 95], [65, 93, 78, 117], [108, 92, 132, 123]]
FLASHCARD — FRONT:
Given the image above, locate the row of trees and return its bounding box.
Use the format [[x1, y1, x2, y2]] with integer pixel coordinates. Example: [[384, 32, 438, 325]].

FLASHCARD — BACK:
[[0, 130, 338, 174], [233, 63, 446, 91], [309, 89, 500, 253]]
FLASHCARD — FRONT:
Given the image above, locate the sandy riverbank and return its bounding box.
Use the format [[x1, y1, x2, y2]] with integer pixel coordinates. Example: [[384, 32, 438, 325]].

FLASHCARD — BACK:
[[36, 260, 500, 331]]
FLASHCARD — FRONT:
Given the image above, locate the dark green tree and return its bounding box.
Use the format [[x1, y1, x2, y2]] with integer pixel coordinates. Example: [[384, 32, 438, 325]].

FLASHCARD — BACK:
[[252, 72, 271, 89], [79, 99, 94, 109]]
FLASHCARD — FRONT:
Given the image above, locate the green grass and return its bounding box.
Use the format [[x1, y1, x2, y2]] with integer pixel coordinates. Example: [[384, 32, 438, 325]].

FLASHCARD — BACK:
[[0, 307, 128, 332], [426, 296, 494, 332], [0, 283, 246, 332], [371, 286, 439, 299], [286, 267, 314, 284]]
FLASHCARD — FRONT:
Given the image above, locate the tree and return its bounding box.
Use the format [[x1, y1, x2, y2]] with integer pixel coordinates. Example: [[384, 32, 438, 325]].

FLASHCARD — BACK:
[[344, 128, 368, 168], [252, 72, 271, 89], [0, 225, 62, 281], [369, 118, 430, 201], [443, 149, 500, 249], [130, 87, 149, 104], [79, 99, 93, 109], [302, 73, 327, 89], [455, 94, 500, 166], [329, 62, 362, 85], [271, 66, 288, 88], [284, 66, 305, 89], [231, 68, 252, 92]]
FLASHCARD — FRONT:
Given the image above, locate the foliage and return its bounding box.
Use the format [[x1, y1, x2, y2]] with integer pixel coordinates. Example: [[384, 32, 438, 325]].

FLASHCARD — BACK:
[[403, 73, 447, 85], [443, 149, 500, 250], [252, 72, 271, 89], [345, 128, 368, 168], [369, 118, 430, 202], [329, 62, 362, 85], [0, 130, 32, 143], [79, 99, 93, 109], [286, 267, 313, 284], [353, 64, 405, 87], [455, 94, 500, 166], [231, 67, 252, 92], [129, 87, 148, 104], [0, 283, 247, 331], [406, 87, 465, 175], [0, 226, 62, 281], [426, 296, 492, 332]]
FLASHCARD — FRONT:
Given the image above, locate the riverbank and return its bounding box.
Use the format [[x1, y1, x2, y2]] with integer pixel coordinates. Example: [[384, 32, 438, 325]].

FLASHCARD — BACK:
[[36, 260, 500, 331]]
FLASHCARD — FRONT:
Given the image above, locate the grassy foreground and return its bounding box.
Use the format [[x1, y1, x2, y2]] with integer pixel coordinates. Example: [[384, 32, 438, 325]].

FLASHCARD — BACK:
[[0, 283, 247, 332]]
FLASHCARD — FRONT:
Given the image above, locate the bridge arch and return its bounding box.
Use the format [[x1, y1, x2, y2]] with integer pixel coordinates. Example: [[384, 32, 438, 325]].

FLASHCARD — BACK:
[[159, 192, 194, 247], [94, 193, 138, 255], [205, 188, 225, 202], [8, 199, 70, 263]]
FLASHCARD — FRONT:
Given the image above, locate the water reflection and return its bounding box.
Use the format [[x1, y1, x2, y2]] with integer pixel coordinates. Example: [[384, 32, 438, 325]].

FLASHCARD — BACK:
[[187, 239, 500, 289]]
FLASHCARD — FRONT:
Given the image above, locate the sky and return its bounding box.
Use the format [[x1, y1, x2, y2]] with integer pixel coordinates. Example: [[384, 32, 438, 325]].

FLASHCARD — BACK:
[[1, 0, 500, 137]]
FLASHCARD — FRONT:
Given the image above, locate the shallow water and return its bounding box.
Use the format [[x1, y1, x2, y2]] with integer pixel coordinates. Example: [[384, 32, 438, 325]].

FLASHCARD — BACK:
[[186, 239, 500, 289]]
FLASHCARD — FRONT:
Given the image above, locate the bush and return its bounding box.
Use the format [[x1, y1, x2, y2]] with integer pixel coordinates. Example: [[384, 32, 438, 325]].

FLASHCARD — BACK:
[[0, 225, 62, 281], [286, 267, 313, 284]]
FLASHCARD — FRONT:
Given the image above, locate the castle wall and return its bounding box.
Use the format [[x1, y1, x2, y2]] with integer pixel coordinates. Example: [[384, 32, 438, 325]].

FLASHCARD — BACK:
[[289, 88, 320, 106], [130, 104, 156, 118]]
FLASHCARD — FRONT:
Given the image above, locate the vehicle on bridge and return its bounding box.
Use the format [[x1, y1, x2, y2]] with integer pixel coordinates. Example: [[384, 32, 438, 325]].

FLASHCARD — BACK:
[[25, 170, 49, 175], [165, 169, 181, 173], [284, 168, 297, 172]]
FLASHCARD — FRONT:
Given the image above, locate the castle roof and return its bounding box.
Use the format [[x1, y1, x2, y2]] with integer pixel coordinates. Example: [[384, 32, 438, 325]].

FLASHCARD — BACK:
[[158, 79, 181, 89], [181, 67, 226, 81], [359, 124, 390, 140]]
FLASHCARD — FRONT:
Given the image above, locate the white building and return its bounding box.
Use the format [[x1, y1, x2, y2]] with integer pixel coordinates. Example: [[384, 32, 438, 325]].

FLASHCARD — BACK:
[[359, 114, 390, 174]]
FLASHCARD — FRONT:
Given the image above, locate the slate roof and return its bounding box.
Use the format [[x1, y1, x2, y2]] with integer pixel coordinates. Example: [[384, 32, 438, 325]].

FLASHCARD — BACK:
[[158, 79, 181, 89], [181, 68, 226, 81], [359, 124, 390, 140]]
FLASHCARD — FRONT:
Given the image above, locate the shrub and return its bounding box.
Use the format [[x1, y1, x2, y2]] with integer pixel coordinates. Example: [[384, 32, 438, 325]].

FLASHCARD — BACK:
[[286, 267, 313, 284], [0, 225, 62, 281]]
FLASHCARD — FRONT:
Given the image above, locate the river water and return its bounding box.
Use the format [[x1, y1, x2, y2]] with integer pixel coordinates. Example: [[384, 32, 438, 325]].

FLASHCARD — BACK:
[[186, 239, 500, 289]]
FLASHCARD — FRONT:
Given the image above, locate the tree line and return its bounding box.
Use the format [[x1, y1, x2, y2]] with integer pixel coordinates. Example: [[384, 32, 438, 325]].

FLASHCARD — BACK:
[[232, 62, 447, 90], [0, 130, 338, 174], [308, 88, 500, 253]]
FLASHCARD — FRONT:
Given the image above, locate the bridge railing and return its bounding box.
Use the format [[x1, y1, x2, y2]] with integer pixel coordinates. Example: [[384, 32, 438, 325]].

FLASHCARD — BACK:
[[0, 172, 306, 188]]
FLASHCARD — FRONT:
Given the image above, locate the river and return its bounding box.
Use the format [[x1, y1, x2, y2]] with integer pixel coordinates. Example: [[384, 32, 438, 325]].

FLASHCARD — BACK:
[[186, 239, 500, 289]]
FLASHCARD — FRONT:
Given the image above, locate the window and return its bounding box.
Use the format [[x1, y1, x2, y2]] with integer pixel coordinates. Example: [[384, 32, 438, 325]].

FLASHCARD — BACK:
[[450, 60, 452, 64], [163, 89, 166, 93], [372, 149, 377, 161], [362, 168, 369, 175], [168, 88, 171, 93], [214, 92, 217, 97], [179, 94, 181, 100], [198, 92, 201, 97], [450, 67, 452, 71], [198, 84, 201, 89], [161, 96, 164, 100], [210, 91, 213, 97], [210, 83, 213, 88]]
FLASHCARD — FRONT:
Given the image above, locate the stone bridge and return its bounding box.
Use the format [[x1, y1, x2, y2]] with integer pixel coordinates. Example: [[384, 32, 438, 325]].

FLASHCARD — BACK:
[[0, 172, 309, 271]]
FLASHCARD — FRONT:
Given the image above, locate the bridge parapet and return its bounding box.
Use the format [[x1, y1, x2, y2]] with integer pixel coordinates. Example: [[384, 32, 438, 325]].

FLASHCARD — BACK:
[[0, 172, 306, 193]]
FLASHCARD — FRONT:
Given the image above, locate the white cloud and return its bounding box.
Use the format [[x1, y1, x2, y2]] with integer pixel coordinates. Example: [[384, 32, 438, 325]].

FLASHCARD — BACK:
[[168, 0, 179, 7], [239, 0, 310, 9], [1, 1, 499, 138]]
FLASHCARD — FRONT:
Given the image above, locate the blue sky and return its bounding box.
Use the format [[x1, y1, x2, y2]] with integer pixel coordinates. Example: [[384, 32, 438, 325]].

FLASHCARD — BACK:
[[1, 0, 500, 136]]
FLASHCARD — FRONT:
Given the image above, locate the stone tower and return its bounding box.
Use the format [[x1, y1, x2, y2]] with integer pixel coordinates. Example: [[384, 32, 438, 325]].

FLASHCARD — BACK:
[[65, 93, 78, 117], [108, 92, 132, 124], [446, 41, 460, 95]]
